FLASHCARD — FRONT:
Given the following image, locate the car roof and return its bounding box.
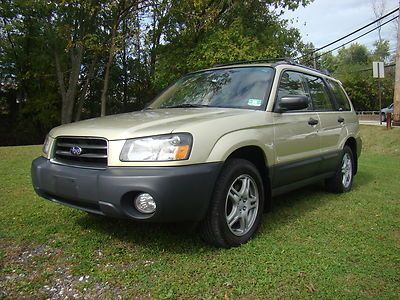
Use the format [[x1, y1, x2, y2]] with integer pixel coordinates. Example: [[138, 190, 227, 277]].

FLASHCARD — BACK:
[[192, 59, 339, 84]]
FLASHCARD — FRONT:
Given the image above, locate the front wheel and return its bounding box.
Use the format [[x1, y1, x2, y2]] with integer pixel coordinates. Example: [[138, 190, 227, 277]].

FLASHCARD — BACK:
[[199, 159, 265, 248], [325, 146, 354, 193]]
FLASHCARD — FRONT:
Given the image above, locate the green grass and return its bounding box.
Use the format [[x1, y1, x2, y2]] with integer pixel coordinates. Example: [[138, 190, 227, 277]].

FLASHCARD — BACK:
[[1, 125, 399, 299]]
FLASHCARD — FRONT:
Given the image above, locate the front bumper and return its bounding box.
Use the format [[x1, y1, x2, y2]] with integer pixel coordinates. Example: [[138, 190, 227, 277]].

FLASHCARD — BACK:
[[31, 157, 222, 222]]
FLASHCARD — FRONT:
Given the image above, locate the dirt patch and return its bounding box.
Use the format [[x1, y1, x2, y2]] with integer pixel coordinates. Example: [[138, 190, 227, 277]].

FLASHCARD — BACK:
[[0, 240, 128, 299]]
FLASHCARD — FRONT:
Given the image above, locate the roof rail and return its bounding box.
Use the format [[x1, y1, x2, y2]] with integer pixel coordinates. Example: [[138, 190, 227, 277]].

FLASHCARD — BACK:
[[289, 63, 332, 76], [213, 58, 295, 67], [211, 58, 332, 77]]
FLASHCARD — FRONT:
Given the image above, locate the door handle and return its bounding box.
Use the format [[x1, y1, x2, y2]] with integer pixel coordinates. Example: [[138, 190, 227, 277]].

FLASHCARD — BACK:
[[338, 117, 345, 123], [308, 118, 319, 126]]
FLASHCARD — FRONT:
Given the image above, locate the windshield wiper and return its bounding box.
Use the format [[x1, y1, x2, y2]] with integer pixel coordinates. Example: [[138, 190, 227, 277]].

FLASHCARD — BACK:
[[164, 103, 211, 109]]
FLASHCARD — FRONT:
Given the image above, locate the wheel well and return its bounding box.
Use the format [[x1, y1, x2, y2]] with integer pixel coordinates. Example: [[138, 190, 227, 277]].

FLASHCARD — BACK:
[[227, 146, 272, 211], [345, 137, 358, 175]]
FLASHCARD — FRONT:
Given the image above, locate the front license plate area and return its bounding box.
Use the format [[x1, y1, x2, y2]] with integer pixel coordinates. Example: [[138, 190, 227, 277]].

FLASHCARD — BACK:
[[54, 176, 78, 199]]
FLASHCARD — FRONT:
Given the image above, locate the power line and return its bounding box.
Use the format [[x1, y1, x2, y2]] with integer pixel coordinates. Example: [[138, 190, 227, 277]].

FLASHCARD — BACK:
[[314, 7, 398, 52], [297, 6, 399, 60], [347, 63, 396, 74], [304, 15, 398, 64]]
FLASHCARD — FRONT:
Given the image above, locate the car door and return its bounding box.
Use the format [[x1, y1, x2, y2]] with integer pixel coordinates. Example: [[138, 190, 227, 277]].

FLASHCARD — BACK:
[[272, 70, 321, 188], [303, 75, 344, 174]]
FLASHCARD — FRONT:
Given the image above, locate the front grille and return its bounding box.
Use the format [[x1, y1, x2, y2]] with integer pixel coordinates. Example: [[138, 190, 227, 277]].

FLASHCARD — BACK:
[[53, 137, 108, 168]]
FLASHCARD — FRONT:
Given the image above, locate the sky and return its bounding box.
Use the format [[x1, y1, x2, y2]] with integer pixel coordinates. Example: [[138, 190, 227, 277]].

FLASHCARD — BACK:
[[283, 0, 398, 54]]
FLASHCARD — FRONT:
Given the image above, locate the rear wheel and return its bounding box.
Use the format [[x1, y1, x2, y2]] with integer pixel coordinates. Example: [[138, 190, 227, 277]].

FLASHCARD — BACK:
[[326, 146, 354, 193], [199, 159, 264, 248]]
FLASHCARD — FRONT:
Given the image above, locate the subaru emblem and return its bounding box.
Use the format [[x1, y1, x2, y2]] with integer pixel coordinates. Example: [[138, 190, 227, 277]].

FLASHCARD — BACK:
[[70, 146, 82, 156]]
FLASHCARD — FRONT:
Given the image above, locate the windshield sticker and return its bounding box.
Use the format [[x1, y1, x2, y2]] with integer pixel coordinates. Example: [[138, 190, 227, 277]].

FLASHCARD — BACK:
[[248, 99, 263, 107]]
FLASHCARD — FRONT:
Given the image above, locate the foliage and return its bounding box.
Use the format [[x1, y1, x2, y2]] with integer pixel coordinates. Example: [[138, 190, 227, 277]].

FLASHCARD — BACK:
[[306, 42, 396, 111], [155, 0, 304, 86], [372, 40, 391, 62], [1, 0, 395, 144], [334, 43, 394, 111], [0, 1, 59, 144], [0, 0, 311, 145], [0, 125, 399, 298], [337, 43, 370, 65]]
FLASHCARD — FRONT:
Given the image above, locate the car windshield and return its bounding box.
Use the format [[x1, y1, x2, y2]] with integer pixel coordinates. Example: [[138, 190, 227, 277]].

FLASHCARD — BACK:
[[149, 67, 274, 110]]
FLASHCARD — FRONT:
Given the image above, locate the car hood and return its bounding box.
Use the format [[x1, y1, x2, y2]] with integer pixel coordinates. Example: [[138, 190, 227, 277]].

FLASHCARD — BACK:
[[49, 108, 258, 140]]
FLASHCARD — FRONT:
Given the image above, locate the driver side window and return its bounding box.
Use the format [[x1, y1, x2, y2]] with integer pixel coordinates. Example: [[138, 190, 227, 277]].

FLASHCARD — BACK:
[[277, 71, 312, 111]]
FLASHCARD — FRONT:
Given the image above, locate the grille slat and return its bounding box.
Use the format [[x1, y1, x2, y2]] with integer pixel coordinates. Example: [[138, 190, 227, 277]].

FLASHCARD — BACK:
[[53, 137, 108, 168], [57, 142, 107, 150], [55, 150, 107, 159]]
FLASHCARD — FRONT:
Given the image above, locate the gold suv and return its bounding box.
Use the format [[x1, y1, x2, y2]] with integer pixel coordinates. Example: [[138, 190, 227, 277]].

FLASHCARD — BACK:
[[31, 60, 362, 248]]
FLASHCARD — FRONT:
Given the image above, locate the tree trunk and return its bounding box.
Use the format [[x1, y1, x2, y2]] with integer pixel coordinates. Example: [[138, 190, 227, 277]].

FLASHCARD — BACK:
[[55, 45, 84, 124], [54, 52, 67, 122], [149, 3, 164, 79], [100, 23, 118, 117], [122, 18, 128, 111], [75, 57, 97, 121], [392, 1, 400, 126], [100, 0, 143, 116]]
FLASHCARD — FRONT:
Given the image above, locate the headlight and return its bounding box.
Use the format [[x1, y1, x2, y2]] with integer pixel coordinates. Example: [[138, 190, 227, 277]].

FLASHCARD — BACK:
[[42, 135, 51, 155], [120, 133, 192, 161]]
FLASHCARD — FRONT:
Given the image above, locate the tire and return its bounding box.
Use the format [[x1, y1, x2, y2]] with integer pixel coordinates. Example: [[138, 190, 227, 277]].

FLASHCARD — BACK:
[[325, 146, 354, 193], [199, 159, 265, 248], [381, 113, 386, 122]]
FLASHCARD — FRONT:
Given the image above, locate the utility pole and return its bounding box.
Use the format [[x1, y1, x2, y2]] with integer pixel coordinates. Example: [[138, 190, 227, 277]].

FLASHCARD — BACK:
[[379, 77, 383, 124], [393, 3, 400, 126]]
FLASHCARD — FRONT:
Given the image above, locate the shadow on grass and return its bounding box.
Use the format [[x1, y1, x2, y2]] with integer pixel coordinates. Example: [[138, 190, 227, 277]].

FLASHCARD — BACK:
[[75, 170, 374, 252], [352, 169, 375, 188], [75, 215, 206, 253]]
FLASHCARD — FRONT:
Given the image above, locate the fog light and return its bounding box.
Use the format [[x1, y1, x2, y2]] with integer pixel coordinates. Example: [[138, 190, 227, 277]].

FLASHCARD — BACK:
[[134, 193, 156, 214]]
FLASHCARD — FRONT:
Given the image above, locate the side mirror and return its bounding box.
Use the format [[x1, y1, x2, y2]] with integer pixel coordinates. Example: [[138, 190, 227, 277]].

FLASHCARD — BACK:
[[275, 95, 309, 112]]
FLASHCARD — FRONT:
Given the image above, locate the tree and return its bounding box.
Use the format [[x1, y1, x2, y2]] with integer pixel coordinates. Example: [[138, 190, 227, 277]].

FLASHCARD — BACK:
[[0, 0, 313, 145], [371, 0, 387, 43], [49, 0, 103, 124], [99, 0, 147, 117], [154, 0, 308, 90], [372, 40, 391, 62], [337, 43, 370, 66], [319, 52, 338, 74], [0, 1, 60, 143], [332, 42, 395, 111]]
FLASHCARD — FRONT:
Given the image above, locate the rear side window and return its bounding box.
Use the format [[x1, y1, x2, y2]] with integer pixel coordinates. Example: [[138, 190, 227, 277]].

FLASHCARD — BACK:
[[303, 74, 333, 111], [328, 80, 351, 111], [277, 71, 312, 110]]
